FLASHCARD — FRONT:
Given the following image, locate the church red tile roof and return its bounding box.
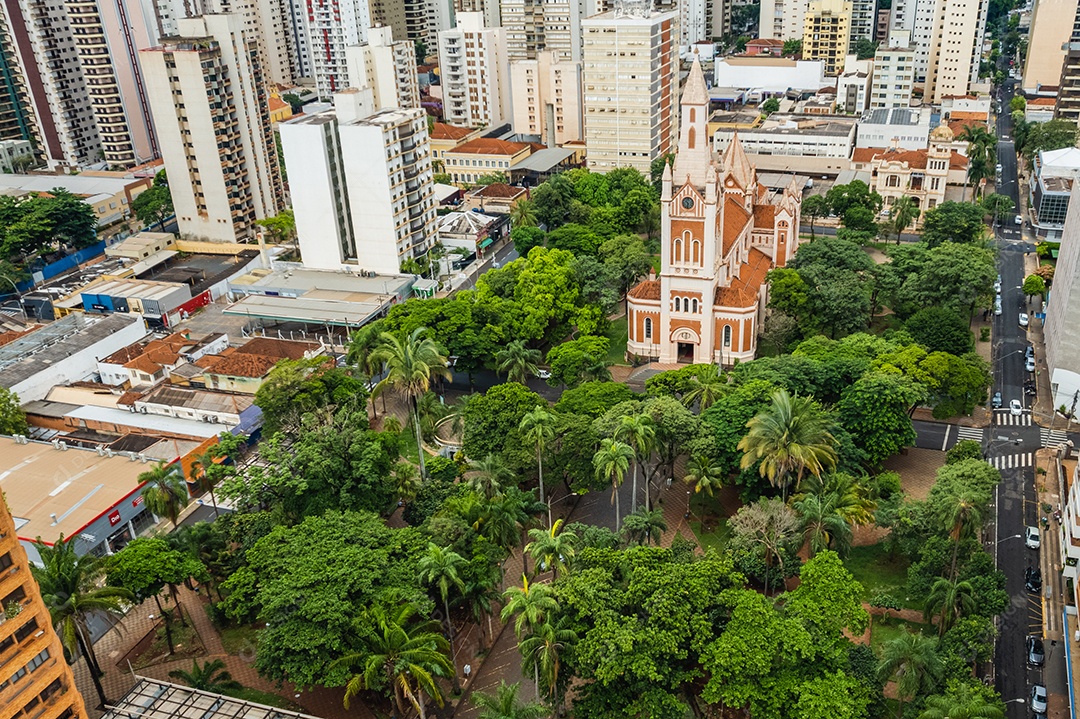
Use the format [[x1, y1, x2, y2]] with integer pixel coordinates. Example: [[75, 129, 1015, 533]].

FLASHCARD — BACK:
[[850, 147, 967, 171], [715, 248, 773, 307], [722, 197, 752, 255], [628, 279, 661, 300], [753, 204, 776, 229]]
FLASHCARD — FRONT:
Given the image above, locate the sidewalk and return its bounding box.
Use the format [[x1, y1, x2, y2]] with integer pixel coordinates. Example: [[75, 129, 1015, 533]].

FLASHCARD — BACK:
[[1036, 448, 1070, 719]]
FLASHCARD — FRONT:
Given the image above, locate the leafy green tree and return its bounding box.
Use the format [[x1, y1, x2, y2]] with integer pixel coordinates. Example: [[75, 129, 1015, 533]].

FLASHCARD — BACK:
[[497, 340, 543, 383], [0, 386, 27, 435], [728, 497, 802, 591], [761, 98, 780, 116], [281, 93, 303, 113], [907, 242, 997, 319], [1021, 119, 1079, 162], [132, 185, 173, 230], [545, 335, 611, 388], [546, 223, 602, 256], [463, 383, 545, 464], [1023, 273, 1047, 298], [254, 357, 368, 436], [739, 389, 838, 498], [802, 194, 830, 239], [783, 38, 802, 55], [599, 234, 652, 299], [649, 153, 675, 193], [905, 307, 974, 355], [554, 381, 636, 418], [855, 37, 877, 59], [700, 379, 779, 486], [838, 372, 924, 466], [593, 438, 634, 530], [921, 202, 988, 247], [767, 267, 810, 325], [512, 226, 545, 255], [531, 175, 573, 228], [1009, 95, 1026, 112], [842, 205, 877, 232], [471, 681, 546, 719], [511, 199, 538, 228], [32, 537, 133, 707], [255, 209, 296, 243], [825, 180, 882, 216], [981, 193, 1014, 226], [947, 439, 984, 465], [138, 462, 189, 528], [168, 659, 242, 693], [786, 551, 869, 647]]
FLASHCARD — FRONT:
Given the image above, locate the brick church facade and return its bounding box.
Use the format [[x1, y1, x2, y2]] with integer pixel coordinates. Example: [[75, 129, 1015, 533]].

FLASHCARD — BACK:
[[625, 55, 804, 365]]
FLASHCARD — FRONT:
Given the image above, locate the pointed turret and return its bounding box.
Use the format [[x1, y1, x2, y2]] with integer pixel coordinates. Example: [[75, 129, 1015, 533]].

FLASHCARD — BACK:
[[720, 131, 754, 190], [660, 158, 673, 202], [672, 51, 711, 189]]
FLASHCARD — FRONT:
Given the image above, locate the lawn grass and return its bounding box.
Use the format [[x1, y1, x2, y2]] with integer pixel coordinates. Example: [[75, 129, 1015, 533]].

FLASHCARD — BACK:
[[869, 617, 934, 654], [220, 625, 261, 656], [690, 517, 730, 553], [843, 543, 922, 611], [223, 686, 305, 711], [605, 314, 629, 364]]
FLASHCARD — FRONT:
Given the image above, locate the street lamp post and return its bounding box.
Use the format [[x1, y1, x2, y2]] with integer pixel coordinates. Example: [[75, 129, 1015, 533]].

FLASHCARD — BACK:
[[548, 491, 579, 526], [0, 275, 27, 323]]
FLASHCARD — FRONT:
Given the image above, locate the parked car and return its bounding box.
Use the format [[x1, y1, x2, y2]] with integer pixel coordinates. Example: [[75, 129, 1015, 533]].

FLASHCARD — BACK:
[[994, 279, 1002, 293], [995, 297, 1003, 316], [1026, 566, 1042, 593], [996, 163, 1003, 174], [536, 369, 551, 380], [1015, 214, 1024, 225], [1026, 525, 1041, 549], [1028, 636, 1045, 666], [1010, 399, 1024, 416], [992, 392, 1003, 409], [1026, 345, 1035, 360], [1026, 357, 1036, 373], [1031, 684, 1048, 714], [1020, 313, 1030, 327]]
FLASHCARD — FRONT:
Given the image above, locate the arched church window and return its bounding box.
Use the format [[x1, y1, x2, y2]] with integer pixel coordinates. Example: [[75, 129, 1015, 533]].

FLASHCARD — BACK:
[[723, 325, 732, 347], [644, 317, 652, 338]]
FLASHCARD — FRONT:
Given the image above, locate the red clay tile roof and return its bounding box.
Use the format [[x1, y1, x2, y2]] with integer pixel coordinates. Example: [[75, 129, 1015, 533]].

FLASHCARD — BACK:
[[268, 96, 288, 112], [948, 118, 985, 136], [753, 204, 776, 229], [117, 390, 144, 406], [1028, 97, 1057, 106], [628, 279, 661, 301], [949, 111, 987, 121], [450, 138, 531, 156], [715, 248, 772, 307], [722, 197, 752, 255], [747, 38, 784, 47], [942, 94, 978, 100], [470, 182, 527, 199], [851, 147, 967, 171], [236, 337, 319, 360], [431, 122, 476, 140], [201, 352, 280, 379]]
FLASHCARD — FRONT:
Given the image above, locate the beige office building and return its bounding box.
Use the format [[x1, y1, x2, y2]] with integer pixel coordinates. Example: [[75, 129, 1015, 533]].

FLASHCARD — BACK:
[[346, 25, 421, 111], [920, 0, 989, 103], [438, 12, 510, 127], [802, 0, 852, 76], [1023, 0, 1079, 94], [501, 0, 591, 62], [582, 0, 678, 174], [870, 30, 914, 108], [140, 14, 282, 243], [510, 52, 583, 145], [759, 0, 810, 42]]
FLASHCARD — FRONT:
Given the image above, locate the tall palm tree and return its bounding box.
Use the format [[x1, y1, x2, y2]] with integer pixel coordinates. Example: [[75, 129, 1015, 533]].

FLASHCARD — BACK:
[[797, 472, 877, 527], [467, 453, 515, 500], [958, 125, 996, 201], [393, 461, 423, 506], [463, 574, 502, 650], [681, 364, 726, 411], [614, 413, 655, 514], [347, 322, 386, 419], [924, 576, 976, 637], [940, 491, 983, 578], [471, 681, 546, 719], [620, 507, 667, 546], [331, 604, 454, 718], [138, 462, 189, 528], [417, 543, 467, 688], [525, 519, 577, 579], [738, 389, 838, 499], [519, 619, 577, 706], [188, 448, 221, 518], [520, 406, 555, 526], [683, 454, 724, 497], [168, 659, 242, 693], [32, 536, 133, 708], [475, 489, 531, 551], [889, 196, 920, 244], [878, 630, 944, 718], [416, 390, 449, 443], [370, 327, 451, 478], [792, 493, 852, 558], [918, 683, 1005, 719], [593, 438, 634, 531], [510, 199, 539, 229], [497, 341, 543, 384], [501, 577, 558, 639]]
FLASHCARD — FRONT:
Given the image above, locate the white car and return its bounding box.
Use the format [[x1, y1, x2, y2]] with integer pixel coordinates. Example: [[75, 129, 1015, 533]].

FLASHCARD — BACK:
[[1010, 399, 1024, 416], [994, 279, 1002, 293], [1026, 526, 1041, 549], [1015, 214, 1024, 225], [1019, 313, 1030, 327], [1031, 685, 1048, 714], [537, 369, 551, 380], [1026, 357, 1036, 373]]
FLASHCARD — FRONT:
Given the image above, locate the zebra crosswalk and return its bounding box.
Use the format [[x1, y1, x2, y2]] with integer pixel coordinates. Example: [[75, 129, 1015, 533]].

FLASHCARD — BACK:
[[994, 410, 1032, 426], [1041, 428, 1069, 448], [955, 426, 985, 442], [987, 452, 1035, 470]]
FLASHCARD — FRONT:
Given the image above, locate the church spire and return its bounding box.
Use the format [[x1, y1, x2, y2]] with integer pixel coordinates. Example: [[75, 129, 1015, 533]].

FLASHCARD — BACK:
[[721, 131, 754, 189], [672, 50, 711, 189]]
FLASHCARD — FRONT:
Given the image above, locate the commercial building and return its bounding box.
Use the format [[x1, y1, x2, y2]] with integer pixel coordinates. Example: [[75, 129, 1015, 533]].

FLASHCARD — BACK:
[[1031, 147, 1080, 238], [141, 15, 282, 244], [463, 182, 528, 213], [1026, 97, 1058, 123], [836, 55, 873, 113], [0, 488, 88, 719], [850, 125, 964, 216], [444, 137, 534, 185], [98, 332, 229, 387], [430, 122, 485, 167], [802, 0, 853, 76], [1024, 0, 1078, 95], [711, 114, 857, 158], [625, 55, 804, 365], [198, 337, 322, 394], [1044, 183, 1080, 409], [870, 32, 915, 109], [281, 94, 437, 275], [711, 56, 829, 95], [510, 52, 584, 146], [0, 314, 146, 403], [345, 25, 421, 111], [438, 13, 511, 128], [855, 106, 932, 150], [0, 172, 152, 229], [437, 210, 504, 256], [582, 1, 678, 174]]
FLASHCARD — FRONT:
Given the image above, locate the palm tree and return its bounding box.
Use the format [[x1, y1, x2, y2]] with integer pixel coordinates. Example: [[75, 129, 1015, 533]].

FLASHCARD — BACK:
[[467, 453, 515, 500], [501, 577, 558, 639], [683, 454, 724, 497], [475, 489, 531, 551], [370, 327, 451, 477], [497, 340, 543, 384], [918, 683, 1005, 719], [797, 472, 877, 527], [138, 462, 189, 528], [889, 196, 920, 244], [393, 461, 423, 506], [621, 507, 667, 546], [982, 193, 1015, 229], [518, 619, 577, 705], [878, 630, 944, 718], [593, 438, 634, 531], [347, 322, 385, 419], [416, 390, 449, 443], [31, 536, 134, 708], [614, 413, 656, 514], [940, 491, 983, 578], [525, 519, 577, 579], [924, 577, 976, 637], [168, 659, 242, 693], [188, 448, 221, 518], [471, 681, 546, 719], [331, 604, 454, 718], [738, 389, 838, 499], [520, 406, 555, 526], [958, 125, 996, 201], [792, 493, 852, 558], [510, 199, 538, 228], [681, 364, 726, 411], [463, 575, 502, 650], [417, 543, 467, 688]]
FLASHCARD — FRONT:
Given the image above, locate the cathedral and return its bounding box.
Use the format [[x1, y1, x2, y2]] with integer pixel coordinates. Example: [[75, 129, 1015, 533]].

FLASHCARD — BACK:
[[625, 54, 804, 365]]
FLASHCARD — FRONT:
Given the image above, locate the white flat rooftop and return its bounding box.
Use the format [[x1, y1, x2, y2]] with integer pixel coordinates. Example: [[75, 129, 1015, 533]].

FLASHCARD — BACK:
[[63, 405, 223, 439]]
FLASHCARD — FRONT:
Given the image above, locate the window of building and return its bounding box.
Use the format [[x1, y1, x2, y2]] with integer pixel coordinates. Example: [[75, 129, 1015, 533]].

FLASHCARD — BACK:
[[723, 325, 732, 347], [692, 298, 698, 313], [0, 552, 10, 570], [644, 317, 652, 338]]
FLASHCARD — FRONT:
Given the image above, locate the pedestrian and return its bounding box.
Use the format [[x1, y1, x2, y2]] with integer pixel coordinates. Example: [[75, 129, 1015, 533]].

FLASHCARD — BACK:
[[463, 664, 472, 679]]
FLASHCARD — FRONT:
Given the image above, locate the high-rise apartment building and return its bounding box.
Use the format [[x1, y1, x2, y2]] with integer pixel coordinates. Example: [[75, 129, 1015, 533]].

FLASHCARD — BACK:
[[346, 26, 421, 110], [299, 0, 373, 98], [280, 92, 437, 274], [847, 0, 874, 49], [802, 0, 852, 76], [370, 0, 410, 45], [870, 31, 914, 108], [140, 14, 282, 243], [438, 12, 510, 127], [0, 15, 41, 159], [1024, 0, 1079, 95], [582, 0, 677, 174], [891, 0, 987, 99], [0, 496, 88, 719], [759, 0, 809, 41], [510, 51, 583, 145], [501, 0, 589, 62], [1056, 2, 1080, 123]]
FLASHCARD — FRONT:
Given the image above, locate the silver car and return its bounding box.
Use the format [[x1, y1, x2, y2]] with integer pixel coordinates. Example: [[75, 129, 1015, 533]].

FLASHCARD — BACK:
[[1026, 526, 1041, 550], [1031, 684, 1048, 714]]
